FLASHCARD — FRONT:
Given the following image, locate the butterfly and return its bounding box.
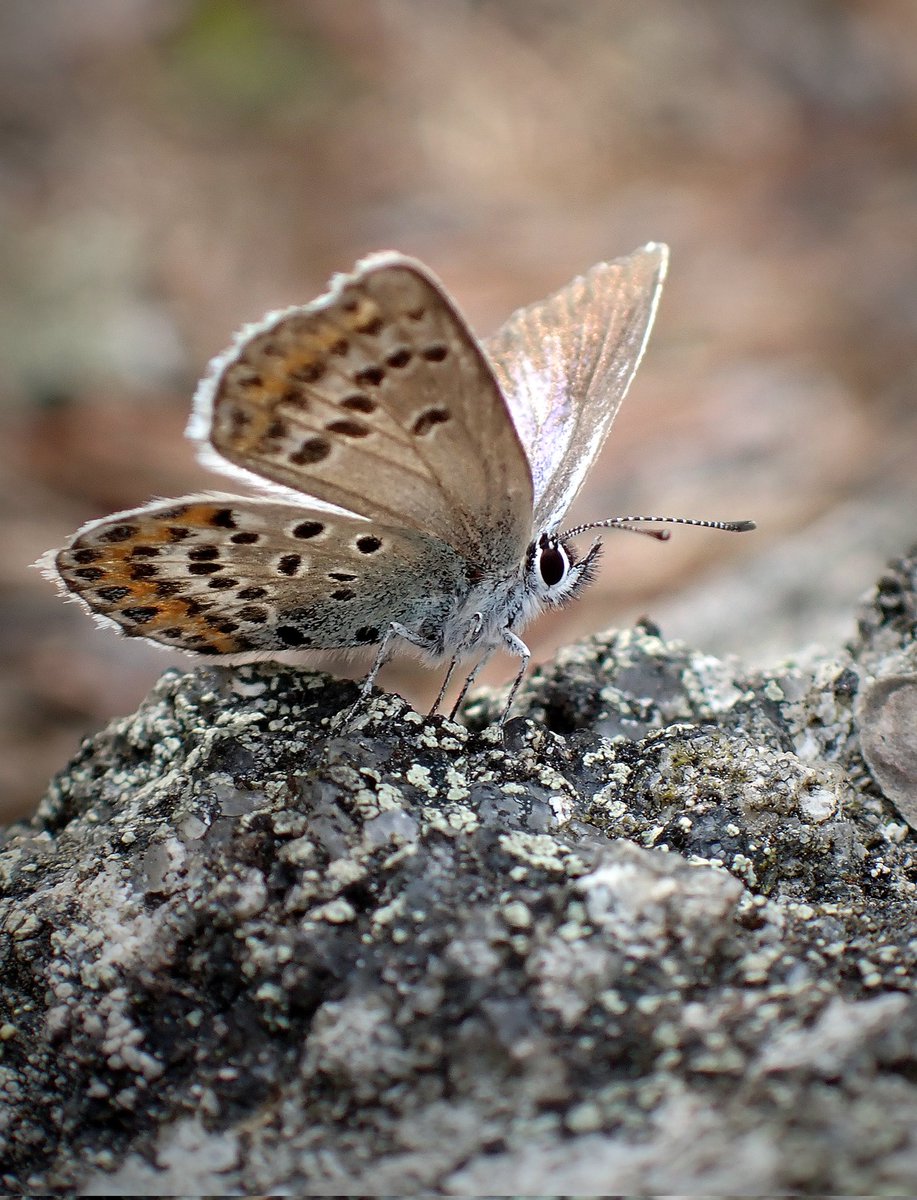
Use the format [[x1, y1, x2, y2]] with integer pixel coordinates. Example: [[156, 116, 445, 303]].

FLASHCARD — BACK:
[[44, 244, 754, 724]]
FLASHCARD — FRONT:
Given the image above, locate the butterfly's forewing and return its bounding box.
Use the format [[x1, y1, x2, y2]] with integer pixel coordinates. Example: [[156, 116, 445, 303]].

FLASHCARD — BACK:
[[483, 243, 668, 531], [52, 494, 467, 656], [194, 254, 535, 573]]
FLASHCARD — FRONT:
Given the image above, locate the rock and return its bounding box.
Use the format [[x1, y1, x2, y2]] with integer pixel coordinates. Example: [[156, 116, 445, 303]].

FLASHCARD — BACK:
[[858, 675, 917, 829], [2, 552, 917, 1194]]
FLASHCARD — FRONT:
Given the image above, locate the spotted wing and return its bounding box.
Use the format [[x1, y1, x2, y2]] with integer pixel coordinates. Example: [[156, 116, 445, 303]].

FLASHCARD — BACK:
[[483, 243, 668, 531], [192, 254, 535, 573], [49, 494, 467, 657]]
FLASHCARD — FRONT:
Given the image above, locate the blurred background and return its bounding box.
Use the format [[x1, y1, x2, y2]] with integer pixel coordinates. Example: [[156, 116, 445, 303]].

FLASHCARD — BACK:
[[2, 0, 916, 821]]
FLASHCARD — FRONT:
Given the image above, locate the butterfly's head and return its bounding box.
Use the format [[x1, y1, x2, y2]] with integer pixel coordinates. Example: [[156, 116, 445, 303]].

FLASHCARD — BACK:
[[523, 513, 756, 617], [525, 531, 602, 610]]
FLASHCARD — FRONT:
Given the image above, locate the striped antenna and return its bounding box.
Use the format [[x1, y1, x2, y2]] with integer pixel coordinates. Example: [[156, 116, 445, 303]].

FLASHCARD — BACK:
[[561, 515, 756, 541]]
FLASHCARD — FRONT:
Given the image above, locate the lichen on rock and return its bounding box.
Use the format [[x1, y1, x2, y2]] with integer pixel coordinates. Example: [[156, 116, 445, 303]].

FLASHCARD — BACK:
[[2, 552, 917, 1194]]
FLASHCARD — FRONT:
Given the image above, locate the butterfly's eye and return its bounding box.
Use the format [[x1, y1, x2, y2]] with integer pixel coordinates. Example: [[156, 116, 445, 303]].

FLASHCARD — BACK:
[[537, 536, 569, 588]]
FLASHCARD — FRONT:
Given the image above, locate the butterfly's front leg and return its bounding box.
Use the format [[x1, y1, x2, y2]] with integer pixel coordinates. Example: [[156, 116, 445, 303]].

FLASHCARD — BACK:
[[497, 628, 531, 726], [449, 623, 531, 725]]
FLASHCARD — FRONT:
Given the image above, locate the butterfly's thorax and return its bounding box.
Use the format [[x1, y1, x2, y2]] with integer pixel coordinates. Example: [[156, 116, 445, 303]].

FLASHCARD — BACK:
[[428, 557, 535, 660], [415, 529, 594, 662]]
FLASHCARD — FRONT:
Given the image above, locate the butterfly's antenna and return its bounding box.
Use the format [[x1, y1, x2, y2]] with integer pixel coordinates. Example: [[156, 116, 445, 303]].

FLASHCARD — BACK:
[[562, 515, 756, 542]]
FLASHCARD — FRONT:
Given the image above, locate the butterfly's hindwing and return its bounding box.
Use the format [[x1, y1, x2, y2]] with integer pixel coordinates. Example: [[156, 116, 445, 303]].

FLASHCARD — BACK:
[[53, 495, 469, 656], [196, 256, 535, 573]]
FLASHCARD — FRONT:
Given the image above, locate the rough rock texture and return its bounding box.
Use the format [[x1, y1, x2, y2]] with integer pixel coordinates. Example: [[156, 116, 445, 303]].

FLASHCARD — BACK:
[[2, 551, 917, 1195]]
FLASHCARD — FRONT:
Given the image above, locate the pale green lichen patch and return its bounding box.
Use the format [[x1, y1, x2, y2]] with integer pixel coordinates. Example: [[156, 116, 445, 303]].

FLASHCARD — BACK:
[[497, 831, 586, 875], [421, 803, 479, 836], [405, 764, 437, 797]]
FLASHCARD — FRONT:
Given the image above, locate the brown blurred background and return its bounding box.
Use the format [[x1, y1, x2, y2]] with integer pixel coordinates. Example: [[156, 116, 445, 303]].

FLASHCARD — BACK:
[[3, 0, 917, 822]]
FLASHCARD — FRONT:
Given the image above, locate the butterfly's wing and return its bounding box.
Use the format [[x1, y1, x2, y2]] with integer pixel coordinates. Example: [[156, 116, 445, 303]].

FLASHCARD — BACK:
[[192, 254, 534, 573], [482, 243, 668, 531], [50, 494, 467, 657]]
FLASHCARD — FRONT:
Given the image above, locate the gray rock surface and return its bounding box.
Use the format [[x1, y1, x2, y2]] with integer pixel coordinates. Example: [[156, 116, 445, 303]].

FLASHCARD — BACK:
[[2, 550, 917, 1194]]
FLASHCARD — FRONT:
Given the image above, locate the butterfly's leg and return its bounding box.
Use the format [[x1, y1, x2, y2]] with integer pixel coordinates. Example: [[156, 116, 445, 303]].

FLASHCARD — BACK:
[[498, 629, 531, 726], [431, 656, 460, 715], [433, 611, 484, 716], [448, 648, 496, 719], [346, 621, 425, 721]]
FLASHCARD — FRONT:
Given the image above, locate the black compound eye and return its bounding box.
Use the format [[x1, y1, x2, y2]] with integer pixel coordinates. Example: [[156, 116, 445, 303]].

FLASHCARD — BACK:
[[539, 543, 567, 587]]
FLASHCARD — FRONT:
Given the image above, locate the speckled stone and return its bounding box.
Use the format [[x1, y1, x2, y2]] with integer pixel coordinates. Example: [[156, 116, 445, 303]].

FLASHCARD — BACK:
[[2, 552, 917, 1194]]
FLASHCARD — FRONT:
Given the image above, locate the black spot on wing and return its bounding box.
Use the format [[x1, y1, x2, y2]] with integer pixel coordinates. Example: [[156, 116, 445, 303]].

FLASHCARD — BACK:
[[354, 365, 384, 388], [277, 625, 312, 648], [277, 554, 301, 577], [98, 524, 138, 544], [97, 586, 130, 603], [326, 418, 370, 439], [292, 521, 324, 540], [412, 408, 450, 437], [121, 606, 159, 625], [290, 438, 331, 465], [340, 394, 376, 413]]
